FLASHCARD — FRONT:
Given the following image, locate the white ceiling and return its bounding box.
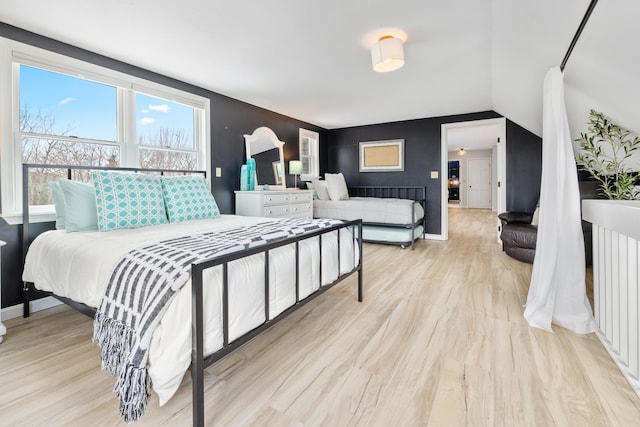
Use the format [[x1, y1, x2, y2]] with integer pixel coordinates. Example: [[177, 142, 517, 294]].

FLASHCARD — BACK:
[[1, 0, 638, 142], [447, 124, 499, 151]]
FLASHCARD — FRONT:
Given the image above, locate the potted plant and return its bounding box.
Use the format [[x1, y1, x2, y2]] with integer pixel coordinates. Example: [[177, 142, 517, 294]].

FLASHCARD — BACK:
[[576, 109, 640, 200]]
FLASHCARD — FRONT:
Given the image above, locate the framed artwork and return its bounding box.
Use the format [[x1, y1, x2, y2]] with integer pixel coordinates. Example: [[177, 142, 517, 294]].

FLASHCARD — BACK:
[[359, 139, 405, 172]]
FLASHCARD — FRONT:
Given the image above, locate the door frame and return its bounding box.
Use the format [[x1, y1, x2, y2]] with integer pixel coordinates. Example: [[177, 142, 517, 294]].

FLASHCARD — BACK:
[[439, 117, 506, 240]]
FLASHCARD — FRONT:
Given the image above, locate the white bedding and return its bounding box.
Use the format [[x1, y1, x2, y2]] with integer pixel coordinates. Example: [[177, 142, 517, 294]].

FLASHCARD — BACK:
[[313, 197, 424, 225], [22, 214, 358, 405]]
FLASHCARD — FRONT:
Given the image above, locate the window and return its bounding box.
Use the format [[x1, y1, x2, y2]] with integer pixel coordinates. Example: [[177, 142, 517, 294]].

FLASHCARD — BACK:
[[1, 39, 210, 221], [20, 65, 120, 206], [299, 128, 319, 180], [136, 93, 198, 171]]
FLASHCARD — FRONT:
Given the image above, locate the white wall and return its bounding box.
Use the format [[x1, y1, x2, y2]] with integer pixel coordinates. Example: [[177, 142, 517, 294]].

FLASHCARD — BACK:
[[448, 148, 493, 208], [491, 0, 640, 172]]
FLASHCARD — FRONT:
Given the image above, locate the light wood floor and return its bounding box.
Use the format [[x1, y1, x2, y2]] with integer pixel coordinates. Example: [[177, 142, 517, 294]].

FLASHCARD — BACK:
[[2, 208, 640, 426]]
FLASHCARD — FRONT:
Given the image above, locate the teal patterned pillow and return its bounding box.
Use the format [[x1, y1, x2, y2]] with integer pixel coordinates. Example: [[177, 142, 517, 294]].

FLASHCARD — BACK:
[[92, 171, 168, 231], [161, 175, 220, 223]]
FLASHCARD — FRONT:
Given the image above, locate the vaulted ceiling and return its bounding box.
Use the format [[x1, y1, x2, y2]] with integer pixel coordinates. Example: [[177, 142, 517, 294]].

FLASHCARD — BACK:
[[1, 0, 638, 144]]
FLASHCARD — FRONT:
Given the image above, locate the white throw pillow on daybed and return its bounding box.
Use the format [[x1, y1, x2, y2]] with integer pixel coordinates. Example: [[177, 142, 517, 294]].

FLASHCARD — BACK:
[[311, 179, 330, 200], [325, 172, 349, 201]]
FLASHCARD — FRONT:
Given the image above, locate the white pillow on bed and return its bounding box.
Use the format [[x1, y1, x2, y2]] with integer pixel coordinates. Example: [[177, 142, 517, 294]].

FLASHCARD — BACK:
[[311, 180, 330, 200], [48, 181, 66, 230], [325, 173, 349, 201], [58, 179, 98, 232]]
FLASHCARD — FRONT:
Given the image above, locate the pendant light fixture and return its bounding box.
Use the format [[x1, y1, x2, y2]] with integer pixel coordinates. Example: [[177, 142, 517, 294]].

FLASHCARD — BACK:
[[371, 35, 405, 72]]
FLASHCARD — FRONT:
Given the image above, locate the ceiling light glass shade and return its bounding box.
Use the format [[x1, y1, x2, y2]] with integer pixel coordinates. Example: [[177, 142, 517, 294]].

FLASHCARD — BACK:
[[371, 36, 405, 72], [458, 148, 466, 155]]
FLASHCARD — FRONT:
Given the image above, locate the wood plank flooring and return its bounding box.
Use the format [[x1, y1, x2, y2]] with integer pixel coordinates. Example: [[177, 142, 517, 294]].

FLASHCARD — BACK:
[[2, 208, 639, 426]]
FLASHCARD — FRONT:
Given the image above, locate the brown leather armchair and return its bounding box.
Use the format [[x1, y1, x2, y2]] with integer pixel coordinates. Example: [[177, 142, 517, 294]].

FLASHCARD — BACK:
[[498, 180, 599, 265], [499, 211, 537, 263]]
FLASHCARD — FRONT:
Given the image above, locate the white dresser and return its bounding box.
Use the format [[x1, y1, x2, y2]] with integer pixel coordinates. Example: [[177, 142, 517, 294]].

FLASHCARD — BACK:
[[235, 190, 313, 219]]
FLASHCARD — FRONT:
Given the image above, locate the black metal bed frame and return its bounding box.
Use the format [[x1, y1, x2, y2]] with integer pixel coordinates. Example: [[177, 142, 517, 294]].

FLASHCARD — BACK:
[[347, 185, 427, 250], [21, 163, 363, 426]]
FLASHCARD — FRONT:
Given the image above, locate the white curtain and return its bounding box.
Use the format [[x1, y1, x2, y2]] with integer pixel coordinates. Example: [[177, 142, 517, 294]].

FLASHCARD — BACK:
[[523, 67, 596, 334]]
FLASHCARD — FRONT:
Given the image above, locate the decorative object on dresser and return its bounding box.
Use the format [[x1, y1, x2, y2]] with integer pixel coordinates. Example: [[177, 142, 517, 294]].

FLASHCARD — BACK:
[[244, 127, 286, 189], [235, 189, 313, 219]]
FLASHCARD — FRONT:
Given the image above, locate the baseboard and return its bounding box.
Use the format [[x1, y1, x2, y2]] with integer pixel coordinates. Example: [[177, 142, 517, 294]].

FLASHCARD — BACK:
[[1, 296, 62, 321], [423, 233, 446, 241]]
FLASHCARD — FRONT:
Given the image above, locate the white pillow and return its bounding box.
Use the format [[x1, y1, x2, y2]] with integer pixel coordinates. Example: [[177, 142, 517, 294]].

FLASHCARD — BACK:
[[311, 180, 330, 200], [531, 206, 540, 226], [325, 173, 349, 201]]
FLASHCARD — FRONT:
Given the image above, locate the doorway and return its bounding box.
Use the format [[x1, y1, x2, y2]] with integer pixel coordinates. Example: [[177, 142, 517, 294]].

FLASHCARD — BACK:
[[439, 117, 506, 241]]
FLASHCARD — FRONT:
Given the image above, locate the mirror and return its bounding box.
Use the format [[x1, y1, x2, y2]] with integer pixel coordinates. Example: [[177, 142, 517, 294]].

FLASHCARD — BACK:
[[244, 127, 286, 189]]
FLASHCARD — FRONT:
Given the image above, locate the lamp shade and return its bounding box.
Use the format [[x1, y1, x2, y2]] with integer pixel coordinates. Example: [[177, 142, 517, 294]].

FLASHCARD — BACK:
[[371, 36, 405, 72], [289, 160, 302, 175]]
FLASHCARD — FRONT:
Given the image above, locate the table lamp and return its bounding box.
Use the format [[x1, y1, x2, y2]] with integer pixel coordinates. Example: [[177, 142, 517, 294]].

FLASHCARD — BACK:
[[289, 160, 302, 188]]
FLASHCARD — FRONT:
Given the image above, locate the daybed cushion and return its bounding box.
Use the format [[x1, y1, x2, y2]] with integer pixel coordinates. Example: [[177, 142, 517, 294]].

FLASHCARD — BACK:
[[92, 170, 168, 231], [325, 173, 349, 201], [161, 175, 220, 223], [58, 179, 98, 232], [311, 179, 330, 200], [313, 197, 424, 225]]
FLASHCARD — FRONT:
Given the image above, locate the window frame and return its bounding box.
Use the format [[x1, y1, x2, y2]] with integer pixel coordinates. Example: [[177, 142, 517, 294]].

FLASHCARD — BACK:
[[0, 38, 210, 224], [299, 128, 320, 181]]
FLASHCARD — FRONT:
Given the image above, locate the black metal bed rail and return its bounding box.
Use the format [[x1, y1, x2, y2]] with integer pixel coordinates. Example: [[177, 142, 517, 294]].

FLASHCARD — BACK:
[[190, 219, 363, 427], [348, 185, 426, 202], [21, 163, 207, 317]]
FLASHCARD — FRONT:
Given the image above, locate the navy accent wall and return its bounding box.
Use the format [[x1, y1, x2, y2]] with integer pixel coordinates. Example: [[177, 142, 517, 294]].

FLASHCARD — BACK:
[[0, 23, 325, 308], [326, 113, 542, 235], [506, 119, 542, 212], [326, 112, 502, 235]]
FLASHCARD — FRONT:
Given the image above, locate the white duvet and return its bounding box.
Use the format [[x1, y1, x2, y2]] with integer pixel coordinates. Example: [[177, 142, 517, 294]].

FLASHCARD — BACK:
[[22, 215, 358, 405]]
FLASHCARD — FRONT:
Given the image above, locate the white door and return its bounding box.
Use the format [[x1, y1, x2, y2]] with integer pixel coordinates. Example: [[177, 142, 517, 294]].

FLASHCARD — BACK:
[[467, 158, 491, 209]]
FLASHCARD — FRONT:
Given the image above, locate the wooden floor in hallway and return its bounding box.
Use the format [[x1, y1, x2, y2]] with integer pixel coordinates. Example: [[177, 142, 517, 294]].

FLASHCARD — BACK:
[[1, 207, 639, 426]]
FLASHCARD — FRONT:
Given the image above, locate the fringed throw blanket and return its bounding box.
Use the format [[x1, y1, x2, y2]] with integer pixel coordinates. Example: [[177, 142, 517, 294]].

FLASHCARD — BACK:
[[93, 217, 342, 422]]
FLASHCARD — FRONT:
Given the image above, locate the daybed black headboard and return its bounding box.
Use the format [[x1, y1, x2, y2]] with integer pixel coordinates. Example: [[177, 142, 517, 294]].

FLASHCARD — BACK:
[[348, 185, 426, 203]]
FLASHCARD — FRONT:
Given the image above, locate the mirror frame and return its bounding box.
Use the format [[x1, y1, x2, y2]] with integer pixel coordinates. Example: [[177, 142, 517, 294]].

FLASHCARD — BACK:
[[244, 127, 286, 189]]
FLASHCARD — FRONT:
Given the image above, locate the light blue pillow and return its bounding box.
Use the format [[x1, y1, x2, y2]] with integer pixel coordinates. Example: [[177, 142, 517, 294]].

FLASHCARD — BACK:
[[161, 175, 220, 223], [92, 171, 168, 232], [58, 179, 98, 232], [48, 181, 66, 230]]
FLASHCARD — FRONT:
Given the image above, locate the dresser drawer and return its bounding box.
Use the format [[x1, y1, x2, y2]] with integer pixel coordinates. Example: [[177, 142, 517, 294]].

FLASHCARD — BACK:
[[263, 194, 290, 205], [290, 202, 312, 217], [290, 192, 313, 203], [263, 204, 290, 217]]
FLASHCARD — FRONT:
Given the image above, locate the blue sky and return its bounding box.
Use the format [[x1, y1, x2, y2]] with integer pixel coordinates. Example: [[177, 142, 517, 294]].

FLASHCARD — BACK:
[[19, 65, 193, 144]]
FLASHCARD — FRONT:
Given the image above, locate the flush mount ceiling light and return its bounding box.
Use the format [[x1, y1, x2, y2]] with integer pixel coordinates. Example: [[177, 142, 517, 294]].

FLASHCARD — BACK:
[[458, 148, 466, 155], [371, 35, 405, 72]]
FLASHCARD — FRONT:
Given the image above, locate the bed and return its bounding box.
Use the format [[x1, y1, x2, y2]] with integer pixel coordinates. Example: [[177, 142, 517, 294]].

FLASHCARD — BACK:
[[311, 178, 426, 250], [20, 163, 362, 426]]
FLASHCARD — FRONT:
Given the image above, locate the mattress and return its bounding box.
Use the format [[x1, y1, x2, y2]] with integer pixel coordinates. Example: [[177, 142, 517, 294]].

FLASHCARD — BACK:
[[313, 197, 424, 225], [22, 214, 358, 405]]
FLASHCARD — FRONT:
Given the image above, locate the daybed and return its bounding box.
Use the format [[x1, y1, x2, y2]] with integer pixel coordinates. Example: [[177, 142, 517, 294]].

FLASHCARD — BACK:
[[310, 174, 426, 250], [21, 164, 362, 426]]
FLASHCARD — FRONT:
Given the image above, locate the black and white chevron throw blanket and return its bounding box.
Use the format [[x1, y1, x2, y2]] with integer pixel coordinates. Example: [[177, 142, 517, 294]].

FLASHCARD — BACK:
[[92, 217, 343, 422]]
